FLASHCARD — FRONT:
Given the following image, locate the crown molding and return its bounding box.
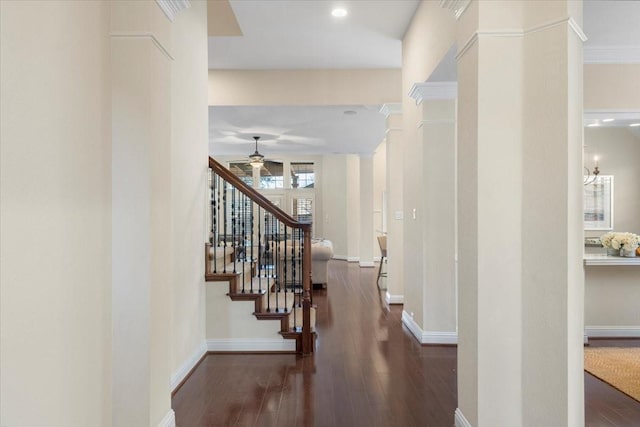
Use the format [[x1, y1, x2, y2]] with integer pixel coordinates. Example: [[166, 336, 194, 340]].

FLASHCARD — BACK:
[[380, 103, 402, 118], [584, 110, 640, 121], [440, 0, 471, 20], [457, 16, 587, 61], [110, 32, 174, 60], [156, 0, 191, 22], [584, 46, 640, 64], [408, 82, 458, 104]]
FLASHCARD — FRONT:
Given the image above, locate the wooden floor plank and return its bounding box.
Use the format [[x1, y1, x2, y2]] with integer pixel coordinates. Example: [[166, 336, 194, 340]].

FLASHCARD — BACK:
[[173, 260, 640, 426]]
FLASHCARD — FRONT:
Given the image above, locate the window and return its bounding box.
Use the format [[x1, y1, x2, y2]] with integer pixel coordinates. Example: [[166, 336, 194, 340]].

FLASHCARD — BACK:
[[290, 162, 314, 188], [228, 162, 254, 186], [260, 161, 284, 189], [292, 197, 313, 224]]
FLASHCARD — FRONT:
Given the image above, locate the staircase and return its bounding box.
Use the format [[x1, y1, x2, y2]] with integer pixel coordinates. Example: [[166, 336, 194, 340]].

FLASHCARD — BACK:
[[206, 157, 315, 355]]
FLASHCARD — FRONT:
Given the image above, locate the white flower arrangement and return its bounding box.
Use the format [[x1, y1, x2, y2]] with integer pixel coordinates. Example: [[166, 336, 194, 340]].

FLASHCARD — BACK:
[[601, 232, 640, 250]]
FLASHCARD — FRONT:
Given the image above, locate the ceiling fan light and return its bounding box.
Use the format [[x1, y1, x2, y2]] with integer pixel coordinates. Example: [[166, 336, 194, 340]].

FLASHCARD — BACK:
[[249, 136, 264, 168]]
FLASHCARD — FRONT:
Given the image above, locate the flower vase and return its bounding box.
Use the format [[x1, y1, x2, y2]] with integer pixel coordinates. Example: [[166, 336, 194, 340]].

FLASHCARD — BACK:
[[606, 248, 619, 256], [620, 248, 637, 258]]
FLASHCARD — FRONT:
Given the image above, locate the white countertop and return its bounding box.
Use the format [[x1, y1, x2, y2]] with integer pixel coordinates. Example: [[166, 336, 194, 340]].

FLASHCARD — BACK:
[[584, 253, 640, 266]]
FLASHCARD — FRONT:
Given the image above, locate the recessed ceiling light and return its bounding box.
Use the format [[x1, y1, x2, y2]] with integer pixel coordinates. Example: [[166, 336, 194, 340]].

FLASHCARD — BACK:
[[586, 123, 600, 127], [331, 8, 348, 17], [602, 118, 615, 122], [630, 123, 640, 127], [343, 110, 357, 115]]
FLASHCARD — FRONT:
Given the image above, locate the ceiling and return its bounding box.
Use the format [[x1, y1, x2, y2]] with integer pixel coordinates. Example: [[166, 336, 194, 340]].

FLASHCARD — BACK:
[[208, 0, 420, 70], [209, 105, 387, 156], [208, 1, 640, 158]]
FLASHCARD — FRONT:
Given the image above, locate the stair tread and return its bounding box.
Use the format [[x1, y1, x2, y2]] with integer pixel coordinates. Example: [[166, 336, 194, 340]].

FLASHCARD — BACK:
[[209, 246, 235, 260]]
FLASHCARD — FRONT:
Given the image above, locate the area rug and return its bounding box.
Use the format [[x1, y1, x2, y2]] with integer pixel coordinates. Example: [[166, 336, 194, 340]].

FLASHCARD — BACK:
[[584, 347, 640, 402]]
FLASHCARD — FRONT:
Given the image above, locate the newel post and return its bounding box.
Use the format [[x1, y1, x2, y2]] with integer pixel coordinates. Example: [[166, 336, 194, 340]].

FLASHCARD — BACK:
[[301, 224, 313, 355]]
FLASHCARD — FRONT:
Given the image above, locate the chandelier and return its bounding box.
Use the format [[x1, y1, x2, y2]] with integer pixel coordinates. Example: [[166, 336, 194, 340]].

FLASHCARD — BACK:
[[248, 136, 264, 169]]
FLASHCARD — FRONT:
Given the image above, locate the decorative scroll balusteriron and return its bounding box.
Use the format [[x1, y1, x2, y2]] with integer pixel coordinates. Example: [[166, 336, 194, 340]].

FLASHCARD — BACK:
[[206, 157, 314, 355]]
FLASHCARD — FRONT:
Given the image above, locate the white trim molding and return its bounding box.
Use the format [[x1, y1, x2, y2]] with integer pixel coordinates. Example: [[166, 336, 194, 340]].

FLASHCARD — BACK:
[[402, 311, 458, 344], [207, 338, 296, 352], [332, 255, 348, 261], [440, 0, 471, 20], [584, 46, 640, 64], [380, 103, 402, 118], [170, 340, 207, 391], [347, 256, 360, 263], [158, 410, 176, 427], [585, 326, 640, 339], [408, 82, 458, 105], [584, 110, 640, 122], [359, 261, 375, 268], [156, 0, 191, 22], [455, 408, 473, 427], [110, 32, 174, 61], [456, 16, 587, 61], [385, 292, 404, 305]]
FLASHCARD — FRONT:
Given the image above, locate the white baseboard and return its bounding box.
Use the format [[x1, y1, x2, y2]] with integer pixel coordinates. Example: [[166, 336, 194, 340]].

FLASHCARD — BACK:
[[585, 326, 640, 339], [206, 338, 296, 352], [170, 340, 207, 391], [332, 255, 348, 261], [373, 256, 381, 262], [158, 409, 176, 427], [385, 292, 404, 305], [359, 261, 375, 268], [401, 310, 458, 345], [455, 408, 472, 427], [347, 256, 360, 263]]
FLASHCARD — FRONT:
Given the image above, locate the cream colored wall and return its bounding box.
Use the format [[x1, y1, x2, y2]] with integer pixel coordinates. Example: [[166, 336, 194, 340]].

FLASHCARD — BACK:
[[421, 99, 457, 334], [320, 155, 349, 258], [208, 69, 401, 106], [584, 64, 640, 110], [455, 1, 585, 425], [0, 2, 112, 426], [111, 2, 173, 422], [169, 0, 209, 397], [401, 0, 456, 334], [372, 142, 387, 257], [584, 128, 640, 237], [585, 266, 640, 330]]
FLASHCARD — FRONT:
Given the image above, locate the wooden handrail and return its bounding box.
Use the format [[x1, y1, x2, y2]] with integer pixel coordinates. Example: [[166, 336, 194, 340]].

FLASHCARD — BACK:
[[209, 157, 311, 232], [209, 156, 314, 354]]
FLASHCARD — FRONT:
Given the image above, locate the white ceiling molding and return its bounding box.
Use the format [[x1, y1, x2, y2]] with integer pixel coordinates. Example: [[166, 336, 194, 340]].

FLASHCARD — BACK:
[[379, 103, 402, 118], [584, 46, 640, 64], [408, 82, 458, 104], [584, 110, 640, 121], [456, 17, 587, 62], [439, 0, 471, 20], [156, 0, 190, 22]]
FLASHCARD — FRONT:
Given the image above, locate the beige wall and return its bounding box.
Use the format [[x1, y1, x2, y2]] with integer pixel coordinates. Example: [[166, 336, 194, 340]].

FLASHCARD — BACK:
[[208, 69, 401, 106], [0, 1, 112, 426], [169, 0, 209, 398], [584, 64, 640, 110], [401, 0, 456, 334], [584, 128, 640, 237], [1, 2, 210, 426], [585, 266, 640, 331]]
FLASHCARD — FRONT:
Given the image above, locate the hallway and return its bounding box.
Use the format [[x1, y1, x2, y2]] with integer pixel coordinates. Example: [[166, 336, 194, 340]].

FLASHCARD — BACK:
[[173, 261, 640, 426]]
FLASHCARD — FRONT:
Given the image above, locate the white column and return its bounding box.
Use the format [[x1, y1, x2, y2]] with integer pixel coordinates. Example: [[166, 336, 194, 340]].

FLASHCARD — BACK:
[[410, 83, 458, 344], [455, 1, 585, 426], [381, 104, 404, 303], [111, 1, 175, 425], [359, 155, 375, 267]]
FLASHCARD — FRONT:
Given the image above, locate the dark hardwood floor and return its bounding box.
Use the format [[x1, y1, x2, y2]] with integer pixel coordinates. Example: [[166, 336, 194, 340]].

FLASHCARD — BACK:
[[173, 261, 640, 426]]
